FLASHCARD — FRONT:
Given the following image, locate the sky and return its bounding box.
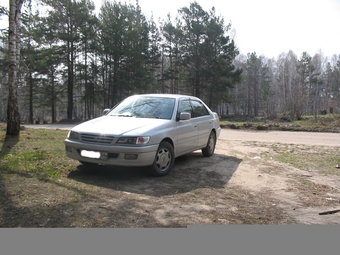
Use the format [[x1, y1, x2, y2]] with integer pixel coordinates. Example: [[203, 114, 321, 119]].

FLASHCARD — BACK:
[[1, 0, 339, 58]]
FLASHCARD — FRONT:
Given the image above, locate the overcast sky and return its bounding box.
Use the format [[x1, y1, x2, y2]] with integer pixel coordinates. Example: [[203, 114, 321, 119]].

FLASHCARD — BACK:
[[134, 0, 340, 58], [1, 0, 339, 58]]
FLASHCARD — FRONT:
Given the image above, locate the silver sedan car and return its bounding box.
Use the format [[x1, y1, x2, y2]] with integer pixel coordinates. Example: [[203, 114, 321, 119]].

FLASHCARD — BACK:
[[65, 94, 221, 176]]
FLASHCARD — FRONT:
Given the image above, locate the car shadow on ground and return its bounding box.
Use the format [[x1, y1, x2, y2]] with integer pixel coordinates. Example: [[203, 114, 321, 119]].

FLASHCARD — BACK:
[[67, 151, 242, 197]]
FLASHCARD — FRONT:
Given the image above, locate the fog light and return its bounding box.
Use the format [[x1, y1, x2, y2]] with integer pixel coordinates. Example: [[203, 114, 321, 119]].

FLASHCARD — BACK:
[[66, 146, 72, 152], [100, 152, 108, 160], [124, 154, 138, 160]]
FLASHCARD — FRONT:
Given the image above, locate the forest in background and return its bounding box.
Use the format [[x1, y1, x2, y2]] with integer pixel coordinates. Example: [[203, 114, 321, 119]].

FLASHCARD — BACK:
[[0, 0, 339, 124]]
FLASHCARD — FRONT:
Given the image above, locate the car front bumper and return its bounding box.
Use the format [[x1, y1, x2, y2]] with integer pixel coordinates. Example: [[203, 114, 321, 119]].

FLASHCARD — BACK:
[[64, 139, 158, 166]]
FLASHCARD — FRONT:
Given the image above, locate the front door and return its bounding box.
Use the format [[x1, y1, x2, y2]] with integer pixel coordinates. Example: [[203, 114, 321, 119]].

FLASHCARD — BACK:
[[175, 99, 199, 155]]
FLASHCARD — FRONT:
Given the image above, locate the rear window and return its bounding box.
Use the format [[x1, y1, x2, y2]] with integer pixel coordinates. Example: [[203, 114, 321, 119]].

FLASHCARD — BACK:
[[191, 100, 210, 117]]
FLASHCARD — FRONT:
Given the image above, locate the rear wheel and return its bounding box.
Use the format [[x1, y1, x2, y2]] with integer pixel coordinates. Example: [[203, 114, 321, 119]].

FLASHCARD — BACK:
[[150, 141, 175, 176], [202, 131, 216, 157]]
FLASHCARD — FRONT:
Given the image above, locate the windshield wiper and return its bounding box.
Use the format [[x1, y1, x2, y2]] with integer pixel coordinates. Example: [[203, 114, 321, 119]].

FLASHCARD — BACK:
[[110, 113, 133, 117]]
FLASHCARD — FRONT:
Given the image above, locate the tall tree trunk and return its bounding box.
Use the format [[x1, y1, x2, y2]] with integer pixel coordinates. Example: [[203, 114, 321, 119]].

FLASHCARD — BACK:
[[29, 72, 33, 124], [67, 39, 74, 121], [7, 0, 24, 136], [51, 67, 56, 123], [161, 46, 165, 93]]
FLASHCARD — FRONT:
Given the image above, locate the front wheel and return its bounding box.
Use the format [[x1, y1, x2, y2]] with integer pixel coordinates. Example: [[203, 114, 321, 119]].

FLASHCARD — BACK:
[[150, 141, 175, 176], [202, 131, 216, 157]]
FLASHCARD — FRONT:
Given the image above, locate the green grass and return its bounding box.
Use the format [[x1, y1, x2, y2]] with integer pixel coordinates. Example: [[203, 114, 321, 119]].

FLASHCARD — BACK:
[[273, 147, 340, 176], [0, 125, 77, 180], [221, 114, 340, 132]]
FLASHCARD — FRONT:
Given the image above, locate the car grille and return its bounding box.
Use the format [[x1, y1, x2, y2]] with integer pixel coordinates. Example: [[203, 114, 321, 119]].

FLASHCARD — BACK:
[[80, 133, 115, 145]]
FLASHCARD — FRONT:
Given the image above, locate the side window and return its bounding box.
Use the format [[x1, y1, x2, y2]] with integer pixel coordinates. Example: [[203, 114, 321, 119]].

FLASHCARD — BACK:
[[178, 100, 193, 117], [191, 100, 210, 117]]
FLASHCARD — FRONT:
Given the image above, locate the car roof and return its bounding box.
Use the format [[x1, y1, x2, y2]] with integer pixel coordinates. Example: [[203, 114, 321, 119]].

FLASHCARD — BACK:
[[131, 94, 200, 100]]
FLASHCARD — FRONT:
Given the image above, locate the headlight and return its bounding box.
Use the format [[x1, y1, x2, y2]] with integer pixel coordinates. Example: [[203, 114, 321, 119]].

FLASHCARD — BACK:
[[67, 131, 80, 140], [116, 136, 150, 145]]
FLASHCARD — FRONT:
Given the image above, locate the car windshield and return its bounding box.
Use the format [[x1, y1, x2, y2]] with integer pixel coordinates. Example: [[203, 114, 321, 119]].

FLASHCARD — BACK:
[[108, 96, 175, 120]]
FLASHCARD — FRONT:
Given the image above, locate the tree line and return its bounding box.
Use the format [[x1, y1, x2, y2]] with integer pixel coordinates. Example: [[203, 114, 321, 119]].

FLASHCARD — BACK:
[[0, 0, 241, 125], [232, 51, 340, 120], [0, 0, 339, 130]]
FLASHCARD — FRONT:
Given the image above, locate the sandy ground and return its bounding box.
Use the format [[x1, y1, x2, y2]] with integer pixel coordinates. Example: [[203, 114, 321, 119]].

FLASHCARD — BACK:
[[217, 129, 340, 224]]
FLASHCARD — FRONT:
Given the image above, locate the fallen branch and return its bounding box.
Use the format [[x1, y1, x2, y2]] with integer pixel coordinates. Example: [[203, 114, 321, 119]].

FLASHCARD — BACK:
[[319, 209, 340, 215], [99, 206, 114, 211]]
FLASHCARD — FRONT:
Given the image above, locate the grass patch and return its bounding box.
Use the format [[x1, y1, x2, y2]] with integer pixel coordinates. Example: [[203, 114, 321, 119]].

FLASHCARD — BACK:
[[0, 125, 76, 180], [221, 114, 340, 132], [272, 146, 340, 176]]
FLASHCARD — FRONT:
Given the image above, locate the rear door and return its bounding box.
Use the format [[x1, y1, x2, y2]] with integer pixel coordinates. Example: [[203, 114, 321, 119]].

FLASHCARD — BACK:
[[190, 100, 213, 148]]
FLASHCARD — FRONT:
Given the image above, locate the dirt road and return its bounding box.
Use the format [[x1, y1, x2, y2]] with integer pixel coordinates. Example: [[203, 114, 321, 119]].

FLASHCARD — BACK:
[[219, 129, 340, 146]]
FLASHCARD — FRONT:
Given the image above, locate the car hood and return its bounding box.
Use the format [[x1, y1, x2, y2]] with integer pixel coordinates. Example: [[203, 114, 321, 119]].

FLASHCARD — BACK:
[[71, 116, 167, 136]]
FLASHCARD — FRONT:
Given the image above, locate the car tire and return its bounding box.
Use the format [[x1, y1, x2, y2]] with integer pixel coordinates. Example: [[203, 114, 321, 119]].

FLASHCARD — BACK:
[[150, 141, 175, 176], [202, 131, 216, 157]]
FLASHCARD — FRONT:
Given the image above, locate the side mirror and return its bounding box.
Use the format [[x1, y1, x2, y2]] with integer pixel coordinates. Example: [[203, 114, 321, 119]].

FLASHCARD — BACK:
[[179, 112, 191, 120], [103, 109, 110, 115]]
